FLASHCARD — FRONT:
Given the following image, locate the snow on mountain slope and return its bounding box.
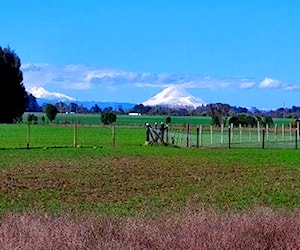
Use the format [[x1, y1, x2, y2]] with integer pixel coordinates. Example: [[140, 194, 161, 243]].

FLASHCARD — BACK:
[[142, 86, 205, 108], [29, 86, 76, 101]]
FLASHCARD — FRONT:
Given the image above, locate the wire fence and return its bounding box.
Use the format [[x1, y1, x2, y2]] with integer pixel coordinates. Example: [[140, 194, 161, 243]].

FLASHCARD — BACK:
[[0, 124, 116, 149], [168, 124, 299, 149], [0, 123, 299, 150]]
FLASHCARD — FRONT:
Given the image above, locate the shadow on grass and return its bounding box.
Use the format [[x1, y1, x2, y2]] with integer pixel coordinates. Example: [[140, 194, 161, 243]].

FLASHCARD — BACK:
[[0, 145, 104, 151]]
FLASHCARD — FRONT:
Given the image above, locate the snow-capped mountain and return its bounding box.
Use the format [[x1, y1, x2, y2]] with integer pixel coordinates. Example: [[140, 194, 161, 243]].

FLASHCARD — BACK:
[[29, 86, 76, 101], [142, 86, 205, 108], [28, 86, 135, 110]]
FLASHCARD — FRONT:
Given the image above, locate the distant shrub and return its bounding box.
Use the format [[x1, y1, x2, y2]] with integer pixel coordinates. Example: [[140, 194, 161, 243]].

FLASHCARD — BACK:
[[61, 120, 71, 125], [27, 114, 38, 124], [101, 112, 117, 125], [166, 116, 172, 124], [263, 116, 274, 127], [41, 115, 45, 124], [44, 104, 58, 123]]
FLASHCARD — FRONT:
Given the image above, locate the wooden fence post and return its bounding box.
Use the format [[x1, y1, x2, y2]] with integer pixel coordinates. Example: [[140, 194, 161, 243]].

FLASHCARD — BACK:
[[296, 128, 298, 150], [186, 124, 190, 147], [228, 126, 231, 149], [248, 127, 252, 143], [257, 121, 260, 142], [210, 125, 213, 145], [112, 124, 116, 149], [230, 123, 234, 143], [73, 122, 77, 148], [166, 125, 169, 144], [196, 126, 200, 148], [297, 120, 300, 140], [239, 124, 242, 143], [221, 124, 224, 144], [26, 122, 30, 149], [200, 125, 203, 147], [262, 127, 265, 149]]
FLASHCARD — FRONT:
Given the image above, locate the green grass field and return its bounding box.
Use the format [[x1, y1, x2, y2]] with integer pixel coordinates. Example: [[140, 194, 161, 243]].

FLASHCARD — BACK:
[[2, 113, 298, 150], [0, 120, 300, 216], [2, 121, 296, 149], [24, 113, 214, 126], [23, 112, 296, 126], [0, 124, 144, 149]]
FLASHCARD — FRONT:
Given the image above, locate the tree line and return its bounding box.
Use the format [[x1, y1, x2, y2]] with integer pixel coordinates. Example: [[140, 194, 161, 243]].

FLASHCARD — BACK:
[[130, 103, 300, 119], [27, 103, 117, 125]]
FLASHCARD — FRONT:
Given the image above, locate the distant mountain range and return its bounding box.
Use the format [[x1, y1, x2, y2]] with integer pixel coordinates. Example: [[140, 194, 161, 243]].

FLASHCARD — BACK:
[[36, 98, 136, 110], [29, 86, 135, 110], [30, 85, 205, 110]]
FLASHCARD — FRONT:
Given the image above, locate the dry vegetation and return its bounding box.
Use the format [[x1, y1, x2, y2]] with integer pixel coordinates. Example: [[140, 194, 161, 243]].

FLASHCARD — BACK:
[[0, 208, 299, 249]]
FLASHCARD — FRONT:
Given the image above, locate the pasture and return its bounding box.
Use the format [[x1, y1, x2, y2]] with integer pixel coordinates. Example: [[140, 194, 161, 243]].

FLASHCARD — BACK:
[[0, 115, 299, 248], [0, 115, 298, 150], [23, 112, 295, 126], [0, 118, 300, 215], [1, 142, 300, 215]]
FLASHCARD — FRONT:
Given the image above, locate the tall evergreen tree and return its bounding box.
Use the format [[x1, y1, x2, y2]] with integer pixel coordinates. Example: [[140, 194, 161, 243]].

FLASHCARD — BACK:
[[0, 46, 27, 123]]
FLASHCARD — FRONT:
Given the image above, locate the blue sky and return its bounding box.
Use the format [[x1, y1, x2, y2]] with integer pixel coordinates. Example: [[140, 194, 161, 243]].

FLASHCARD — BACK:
[[2, 0, 300, 109]]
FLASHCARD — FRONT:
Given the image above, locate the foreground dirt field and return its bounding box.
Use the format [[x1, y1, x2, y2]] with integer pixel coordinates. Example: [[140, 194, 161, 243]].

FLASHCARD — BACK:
[[1, 147, 299, 249]]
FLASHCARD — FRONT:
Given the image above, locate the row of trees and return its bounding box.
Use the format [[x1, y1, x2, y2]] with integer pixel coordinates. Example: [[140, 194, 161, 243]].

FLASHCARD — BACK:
[[27, 104, 117, 125], [228, 115, 273, 128], [130, 103, 300, 119], [27, 100, 300, 121], [207, 103, 274, 127], [26, 100, 125, 115], [53, 102, 125, 115], [28, 103, 117, 125]]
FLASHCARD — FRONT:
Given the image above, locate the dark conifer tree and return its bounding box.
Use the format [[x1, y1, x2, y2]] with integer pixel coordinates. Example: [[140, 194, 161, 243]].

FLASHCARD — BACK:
[[0, 46, 27, 123]]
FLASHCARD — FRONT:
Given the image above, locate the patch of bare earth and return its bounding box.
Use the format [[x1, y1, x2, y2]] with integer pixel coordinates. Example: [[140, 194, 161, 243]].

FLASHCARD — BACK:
[[1, 155, 299, 213], [0, 156, 245, 199]]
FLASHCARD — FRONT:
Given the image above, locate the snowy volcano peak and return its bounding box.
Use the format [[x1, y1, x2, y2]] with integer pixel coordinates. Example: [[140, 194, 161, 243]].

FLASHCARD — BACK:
[[29, 86, 76, 101], [142, 86, 205, 108]]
